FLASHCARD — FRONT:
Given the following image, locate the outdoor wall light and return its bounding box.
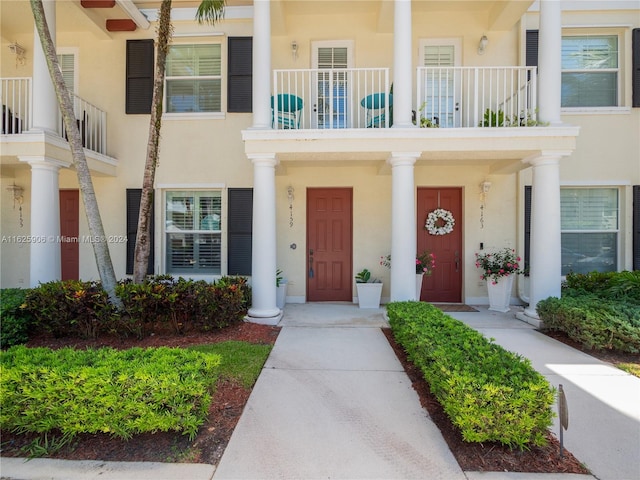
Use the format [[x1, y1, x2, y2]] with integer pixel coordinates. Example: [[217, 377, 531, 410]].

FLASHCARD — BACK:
[[8, 42, 26, 65], [291, 40, 298, 61], [477, 35, 488, 55]]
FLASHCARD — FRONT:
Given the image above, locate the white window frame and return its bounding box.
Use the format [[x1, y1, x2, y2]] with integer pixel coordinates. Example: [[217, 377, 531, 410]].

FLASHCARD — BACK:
[[56, 47, 78, 95], [162, 187, 226, 278], [164, 42, 225, 119], [560, 29, 626, 112], [560, 186, 620, 276]]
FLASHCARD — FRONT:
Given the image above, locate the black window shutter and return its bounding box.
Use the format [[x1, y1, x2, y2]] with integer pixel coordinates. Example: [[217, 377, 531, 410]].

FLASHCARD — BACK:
[[227, 188, 253, 275], [633, 29, 640, 108], [126, 189, 154, 275], [634, 185, 640, 270], [227, 37, 253, 113], [524, 186, 532, 274], [526, 30, 539, 67], [126, 39, 154, 114]]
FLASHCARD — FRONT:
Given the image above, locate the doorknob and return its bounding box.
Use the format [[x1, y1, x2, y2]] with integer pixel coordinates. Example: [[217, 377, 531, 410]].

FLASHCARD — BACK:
[[309, 249, 314, 278], [454, 251, 460, 272]]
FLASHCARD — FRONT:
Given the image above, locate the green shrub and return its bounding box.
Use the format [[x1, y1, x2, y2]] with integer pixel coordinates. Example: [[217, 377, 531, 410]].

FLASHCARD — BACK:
[[24, 281, 116, 339], [564, 271, 640, 305], [537, 296, 640, 353], [215, 276, 251, 310], [1, 345, 221, 440], [387, 301, 554, 449], [0, 289, 34, 349]]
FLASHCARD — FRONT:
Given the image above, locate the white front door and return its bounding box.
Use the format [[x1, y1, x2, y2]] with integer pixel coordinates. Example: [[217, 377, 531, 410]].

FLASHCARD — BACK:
[[311, 41, 353, 128], [418, 38, 462, 128]]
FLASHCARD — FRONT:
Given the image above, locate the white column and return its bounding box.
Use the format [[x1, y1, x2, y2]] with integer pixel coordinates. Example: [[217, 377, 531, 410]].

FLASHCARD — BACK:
[[246, 153, 282, 325], [388, 153, 418, 301], [252, 0, 272, 129], [31, 0, 59, 134], [392, 0, 414, 128], [538, 0, 562, 126], [525, 154, 562, 319], [19, 156, 64, 287]]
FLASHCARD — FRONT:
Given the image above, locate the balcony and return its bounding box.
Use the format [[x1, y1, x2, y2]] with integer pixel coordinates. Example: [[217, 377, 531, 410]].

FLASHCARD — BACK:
[[245, 65, 577, 171], [1, 77, 108, 156], [271, 66, 537, 131]]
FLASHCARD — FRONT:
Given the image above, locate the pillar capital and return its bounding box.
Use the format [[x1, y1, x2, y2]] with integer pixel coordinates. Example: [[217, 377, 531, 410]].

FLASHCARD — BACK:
[[248, 153, 278, 167], [387, 152, 420, 167], [19, 156, 68, 170]]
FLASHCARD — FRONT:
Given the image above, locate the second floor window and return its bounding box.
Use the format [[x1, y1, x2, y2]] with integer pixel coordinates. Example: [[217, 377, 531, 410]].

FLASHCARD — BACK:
[[166, 44, 222, 113], [561, 35, 619, 108]]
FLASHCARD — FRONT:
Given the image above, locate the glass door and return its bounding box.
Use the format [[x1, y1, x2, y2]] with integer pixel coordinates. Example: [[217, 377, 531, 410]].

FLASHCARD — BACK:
[[312, 41, 352, 128]]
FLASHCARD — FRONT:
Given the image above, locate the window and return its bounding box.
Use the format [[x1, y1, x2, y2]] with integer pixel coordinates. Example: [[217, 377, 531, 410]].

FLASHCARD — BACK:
[[561, 35, 619, 107], [57, 53, 76, 93], [560, 188, 618, 275], [165, 191, 221, 274], [166, 44, 222, 113]]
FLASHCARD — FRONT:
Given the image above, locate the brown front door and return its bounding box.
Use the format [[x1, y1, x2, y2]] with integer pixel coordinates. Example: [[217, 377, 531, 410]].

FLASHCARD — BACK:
[[418, 187, 463, 303], [60, 189, 79, 280], [307, 188, 353, 301]]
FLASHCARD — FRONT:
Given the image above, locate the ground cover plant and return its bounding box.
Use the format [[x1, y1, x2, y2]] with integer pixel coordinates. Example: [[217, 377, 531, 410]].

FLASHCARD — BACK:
[[537, 271, 640, 354], [387, 301, 555, 449], [0, 327, 275, 462]]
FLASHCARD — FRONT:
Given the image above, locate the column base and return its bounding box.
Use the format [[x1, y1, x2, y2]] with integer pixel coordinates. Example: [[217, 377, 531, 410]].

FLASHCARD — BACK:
[[245, 308, 283, 326], [516, 309, 544, 329]]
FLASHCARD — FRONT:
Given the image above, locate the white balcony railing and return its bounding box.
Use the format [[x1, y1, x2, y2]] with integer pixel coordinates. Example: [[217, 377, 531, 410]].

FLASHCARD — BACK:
[[59, 94, 107, 155], [1, 77, 107, 155], [273, 68, 391, 129], [1, 77, 32, 134], [416, 66, 538, 128]]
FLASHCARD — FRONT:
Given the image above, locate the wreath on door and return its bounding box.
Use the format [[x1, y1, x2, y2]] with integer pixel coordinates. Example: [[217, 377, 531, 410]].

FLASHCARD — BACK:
[[425, 208, 455, 236]]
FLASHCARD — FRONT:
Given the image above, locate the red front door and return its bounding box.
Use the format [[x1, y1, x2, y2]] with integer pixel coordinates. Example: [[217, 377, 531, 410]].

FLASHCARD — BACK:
[[307, 188, 353, 301], [418, 187, 463, 303], [60, 189, 79, 280]]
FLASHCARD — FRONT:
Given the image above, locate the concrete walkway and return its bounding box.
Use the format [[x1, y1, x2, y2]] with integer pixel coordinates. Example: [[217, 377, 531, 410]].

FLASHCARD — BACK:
[[2, 303, 638, 480]]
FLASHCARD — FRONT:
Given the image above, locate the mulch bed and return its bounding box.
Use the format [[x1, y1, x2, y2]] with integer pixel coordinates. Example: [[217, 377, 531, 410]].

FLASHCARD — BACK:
[[382, 328, 590, 474]]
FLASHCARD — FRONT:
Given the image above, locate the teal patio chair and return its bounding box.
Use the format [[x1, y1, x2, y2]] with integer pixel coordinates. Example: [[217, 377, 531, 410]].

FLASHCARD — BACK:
[[271, 94, 304, 129], [361, 93, 393, 128]]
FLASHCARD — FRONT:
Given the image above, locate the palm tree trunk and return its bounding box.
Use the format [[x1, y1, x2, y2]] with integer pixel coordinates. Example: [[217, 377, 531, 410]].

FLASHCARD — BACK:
[[132, 0, 172, 283], [30, 0, 121, 308]]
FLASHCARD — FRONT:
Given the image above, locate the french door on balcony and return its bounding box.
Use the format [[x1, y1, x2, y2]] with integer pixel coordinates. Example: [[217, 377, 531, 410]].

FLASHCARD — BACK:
[[311, 41, 353, 129], [418, 39, 461, 128]]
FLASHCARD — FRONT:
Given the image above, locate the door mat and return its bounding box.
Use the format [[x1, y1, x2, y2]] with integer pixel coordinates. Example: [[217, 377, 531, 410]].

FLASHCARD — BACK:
[[434, 304, 478, 312]]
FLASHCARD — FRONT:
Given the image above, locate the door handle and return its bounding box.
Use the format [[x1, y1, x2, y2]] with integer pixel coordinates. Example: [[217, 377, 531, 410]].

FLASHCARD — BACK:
[[309, 249, 314, 278], [454, 251, 460, 272]]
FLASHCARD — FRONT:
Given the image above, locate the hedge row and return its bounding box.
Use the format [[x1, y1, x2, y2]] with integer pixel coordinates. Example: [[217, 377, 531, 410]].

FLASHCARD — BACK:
[[387, 301, 554, 449], [536, 271, 640, 353], [537, 295, 640, 353], [1, 345, 220, 440], [0, 289, 33, 349], [1, 276, 252, 346]]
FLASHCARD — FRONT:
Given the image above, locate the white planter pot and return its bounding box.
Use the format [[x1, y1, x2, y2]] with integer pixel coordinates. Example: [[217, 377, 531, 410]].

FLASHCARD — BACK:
[[276, 282, 288, 309], [356, 283, 383, 308], [416, 273, 424, 300], [487, 275, 514, 312]]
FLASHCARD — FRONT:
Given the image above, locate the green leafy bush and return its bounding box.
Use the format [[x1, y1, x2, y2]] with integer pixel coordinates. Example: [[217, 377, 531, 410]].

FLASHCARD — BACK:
[[0, 288, 34, 349], [563, 271, 640, 305], [537, 296, 640, 353], [1, 346, 221, 440], [25, 276, 249, 340], [387, 301, 554, 449], [24, 281, 116, 339]]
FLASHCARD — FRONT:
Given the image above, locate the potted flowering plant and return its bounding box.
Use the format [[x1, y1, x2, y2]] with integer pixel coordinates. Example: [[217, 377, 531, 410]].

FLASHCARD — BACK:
[[475, 248, 524, 312], [380, 251, 436, 300], [380, 252, 436, 275]]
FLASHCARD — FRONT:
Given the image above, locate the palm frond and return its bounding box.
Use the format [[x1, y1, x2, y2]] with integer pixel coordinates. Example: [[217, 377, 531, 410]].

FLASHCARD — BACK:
[[196, 0, 225, 25]]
